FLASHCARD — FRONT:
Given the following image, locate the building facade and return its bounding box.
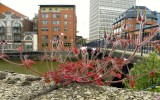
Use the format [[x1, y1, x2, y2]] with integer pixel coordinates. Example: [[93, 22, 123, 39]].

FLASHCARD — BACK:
[[112, 6, 157, 40], [89, 0, 136, 40], [38, 5, 77, 51], [0, 3, 34, 51]]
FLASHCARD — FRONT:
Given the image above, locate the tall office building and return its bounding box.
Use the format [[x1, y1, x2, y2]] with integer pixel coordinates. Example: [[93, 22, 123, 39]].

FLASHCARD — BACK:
[[38, 5, 77, 51], [89, 0, 136, 40]]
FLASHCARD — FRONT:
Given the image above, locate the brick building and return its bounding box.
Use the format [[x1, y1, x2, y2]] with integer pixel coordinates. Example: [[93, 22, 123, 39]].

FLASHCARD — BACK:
[[0, 3, 34, 51], [113, 6, 158, 40], [38, 5, 77, 51]]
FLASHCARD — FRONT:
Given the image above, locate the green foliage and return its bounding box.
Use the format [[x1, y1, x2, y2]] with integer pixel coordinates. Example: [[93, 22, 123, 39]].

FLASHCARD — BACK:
[[148, 86, 160, 92], [125, 50, 160, 91]]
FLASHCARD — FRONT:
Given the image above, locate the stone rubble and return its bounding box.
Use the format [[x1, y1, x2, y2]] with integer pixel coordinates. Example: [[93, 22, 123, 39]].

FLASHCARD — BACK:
[[0, 71, 160, 100]]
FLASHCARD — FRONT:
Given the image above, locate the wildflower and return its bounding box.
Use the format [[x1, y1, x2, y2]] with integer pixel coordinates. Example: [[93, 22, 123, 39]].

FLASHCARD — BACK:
[[149, 71, 155, 77], [129, 80, 136, 88]]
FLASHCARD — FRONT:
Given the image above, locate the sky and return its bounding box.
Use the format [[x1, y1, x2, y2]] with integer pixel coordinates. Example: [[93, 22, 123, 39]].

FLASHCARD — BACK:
[[0, 0, 160, 39]]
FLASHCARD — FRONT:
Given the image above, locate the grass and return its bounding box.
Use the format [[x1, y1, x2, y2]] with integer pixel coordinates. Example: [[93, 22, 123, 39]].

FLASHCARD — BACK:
[[0, 59, 59, 76]]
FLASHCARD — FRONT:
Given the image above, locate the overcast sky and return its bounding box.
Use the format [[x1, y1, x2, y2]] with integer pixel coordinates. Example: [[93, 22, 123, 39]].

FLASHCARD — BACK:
[[1, 0, 160, 38]]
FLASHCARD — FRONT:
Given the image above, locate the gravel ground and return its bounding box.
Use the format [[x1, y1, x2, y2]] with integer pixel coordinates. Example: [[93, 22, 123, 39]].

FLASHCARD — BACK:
[[0, 71, 160, 100]]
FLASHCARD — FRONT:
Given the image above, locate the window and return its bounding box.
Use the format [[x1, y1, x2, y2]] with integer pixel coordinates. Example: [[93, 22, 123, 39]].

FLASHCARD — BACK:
[[64, 14, 68, 19], [0, 21, 4, 27], [14, 36, 21, 40], [145, 24, 151, 28], [53, 13, 60, 18], [64, 43, 71, 47], [53, 27, 60, 31], [0, 28, 4, 33], [0, 35, 5, 40], [53, 20, 60, 25], [147, 11, 151, 14], [147, 18, 152, 21], [42, 14, 48, 18], [64, 27, 67, 32], [128, 24, 132, 28], [128, 18, 132, 20], [0, 21, 4, 34], [64, 21, 67, 26], [25, 44, 32, 50], [136, 24, 140, 30], [7, 44, 12, 49], [42, 27, 48, 31], [13, 23, 20, 27], [42, 35, 48, 42], [7, 35, 12, 40], [25, 36, 32, 41], [42, 21, 48, 25], [55, 8, 59, 11], [49, 8, 52, 11], [53, 35, 59, 40], [64, 36, 67, 42]]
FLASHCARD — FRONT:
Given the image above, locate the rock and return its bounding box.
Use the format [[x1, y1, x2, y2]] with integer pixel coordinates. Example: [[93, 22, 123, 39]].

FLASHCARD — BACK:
[[0, 71, 160, 100], [0, 72, 7, 80], [7, 79, 16, 84], [77, 95, 81, 98], [84, 90, 92, 95], [21, 81, 31, 86], [25, 77, 42, 82]]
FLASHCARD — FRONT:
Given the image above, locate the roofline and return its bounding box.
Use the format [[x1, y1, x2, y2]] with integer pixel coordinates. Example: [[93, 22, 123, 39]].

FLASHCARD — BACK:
[[0, 3, 28, 18], [39, 5, 76, 7]]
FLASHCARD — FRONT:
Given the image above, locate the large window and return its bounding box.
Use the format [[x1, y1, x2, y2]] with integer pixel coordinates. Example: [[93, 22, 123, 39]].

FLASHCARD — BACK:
[[53, 27, 60, 31], [42, 14, 48, 18], [53, 13, 60, 18], [53, 20, 60, 25], [42, 21, 48, 25]]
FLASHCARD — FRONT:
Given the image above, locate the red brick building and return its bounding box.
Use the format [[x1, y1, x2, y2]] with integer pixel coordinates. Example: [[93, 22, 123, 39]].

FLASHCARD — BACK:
[[38, 5, 77, 51], [113, 6, 157, 40]]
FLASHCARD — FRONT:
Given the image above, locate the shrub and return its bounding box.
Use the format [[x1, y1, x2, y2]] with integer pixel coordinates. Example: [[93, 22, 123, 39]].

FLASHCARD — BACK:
[[124, 50, 160, 90]]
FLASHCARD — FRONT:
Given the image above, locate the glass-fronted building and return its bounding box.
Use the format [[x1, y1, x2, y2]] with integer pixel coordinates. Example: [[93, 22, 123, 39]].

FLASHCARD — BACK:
[[89, 0, 136, 40]]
